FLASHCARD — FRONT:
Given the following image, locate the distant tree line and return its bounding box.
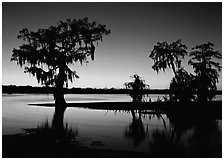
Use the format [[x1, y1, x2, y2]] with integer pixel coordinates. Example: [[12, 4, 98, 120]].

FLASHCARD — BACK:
[[2, 85, 221, 95]]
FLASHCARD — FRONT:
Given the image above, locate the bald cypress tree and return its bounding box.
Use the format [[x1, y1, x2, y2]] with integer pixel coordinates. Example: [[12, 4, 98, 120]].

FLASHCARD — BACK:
[[188, 42, 222, 101], [11, 18, 110, 117]]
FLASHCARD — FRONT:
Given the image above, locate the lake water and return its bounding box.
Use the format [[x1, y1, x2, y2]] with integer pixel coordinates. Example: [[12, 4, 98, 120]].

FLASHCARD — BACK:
[[2, 93, 222, 156]]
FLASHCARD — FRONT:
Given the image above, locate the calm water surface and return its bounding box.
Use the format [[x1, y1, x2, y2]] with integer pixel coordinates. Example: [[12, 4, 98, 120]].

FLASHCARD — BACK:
[[2, 93, 222, 155]]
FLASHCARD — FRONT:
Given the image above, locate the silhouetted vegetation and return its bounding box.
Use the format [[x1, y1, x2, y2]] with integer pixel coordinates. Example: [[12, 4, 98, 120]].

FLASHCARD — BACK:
[[150, 40, 222, 102], [11, 18, 110, 117], [124, 74, 150, 102], [150, 39, 187, 76], [3, 4, 221, 158], [169, 68, 196, 102], [189, 42, 222, 102], [149, 39, 191, 102]]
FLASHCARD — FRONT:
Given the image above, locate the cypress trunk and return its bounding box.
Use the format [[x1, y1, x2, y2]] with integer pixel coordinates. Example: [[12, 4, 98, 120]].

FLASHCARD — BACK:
[[53, 73, 67, 141], [53, 83, 66, 133], [54, 64, 67, 128]]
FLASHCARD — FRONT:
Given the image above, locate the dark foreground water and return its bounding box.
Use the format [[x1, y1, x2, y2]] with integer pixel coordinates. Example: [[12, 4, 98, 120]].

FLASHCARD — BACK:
[[2, 94, 222, 157]]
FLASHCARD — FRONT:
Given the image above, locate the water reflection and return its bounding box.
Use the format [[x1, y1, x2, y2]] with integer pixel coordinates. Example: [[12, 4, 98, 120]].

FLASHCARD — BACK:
[[3, 94, 221, 157], [150, 115, 221, 157], [149, 128, 185, 157], [180, 119, 221, 157], [3, 109, 79, 158], [122, 107, 221, 157], [26, 109, 78, 144], [123, 109, 169, 148], [124, 110, 147, 147]]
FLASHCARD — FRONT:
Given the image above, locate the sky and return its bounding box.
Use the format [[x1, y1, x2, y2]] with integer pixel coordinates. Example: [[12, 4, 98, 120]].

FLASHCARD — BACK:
[[2, 2, 222, 89]]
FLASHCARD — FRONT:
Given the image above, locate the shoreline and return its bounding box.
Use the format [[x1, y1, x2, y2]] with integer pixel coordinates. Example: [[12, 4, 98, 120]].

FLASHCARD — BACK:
[[29, 100, 222, 107], [29, 101, 222, 119]]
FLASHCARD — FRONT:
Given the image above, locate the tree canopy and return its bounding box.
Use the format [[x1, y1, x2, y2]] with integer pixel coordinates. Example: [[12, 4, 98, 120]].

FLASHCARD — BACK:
[[149, 39, 187, 76], [150, 40, 222, 102], [11, 18, 110, 87]]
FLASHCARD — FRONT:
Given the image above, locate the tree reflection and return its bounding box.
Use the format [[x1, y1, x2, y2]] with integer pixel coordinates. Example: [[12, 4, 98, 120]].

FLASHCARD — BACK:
[[186, 119, 221, 157], [149, 129, 185, 157], [124, 109, 169, 148], [122, 107, 221, 157], [26, 107, 78, 144], [124, 110, 147, 147], [52, 106, 69, 142], [148, 111, 221, 157]]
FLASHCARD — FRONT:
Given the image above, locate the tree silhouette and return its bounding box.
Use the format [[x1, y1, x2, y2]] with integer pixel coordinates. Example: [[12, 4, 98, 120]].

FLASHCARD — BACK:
[[169, 68, 196, 102], [124, 74, 149, 102], [150, 40, 191, 102], [11, 18, 110, 116], [149, 39, 187, 77], [188, 42, 222, 101]]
